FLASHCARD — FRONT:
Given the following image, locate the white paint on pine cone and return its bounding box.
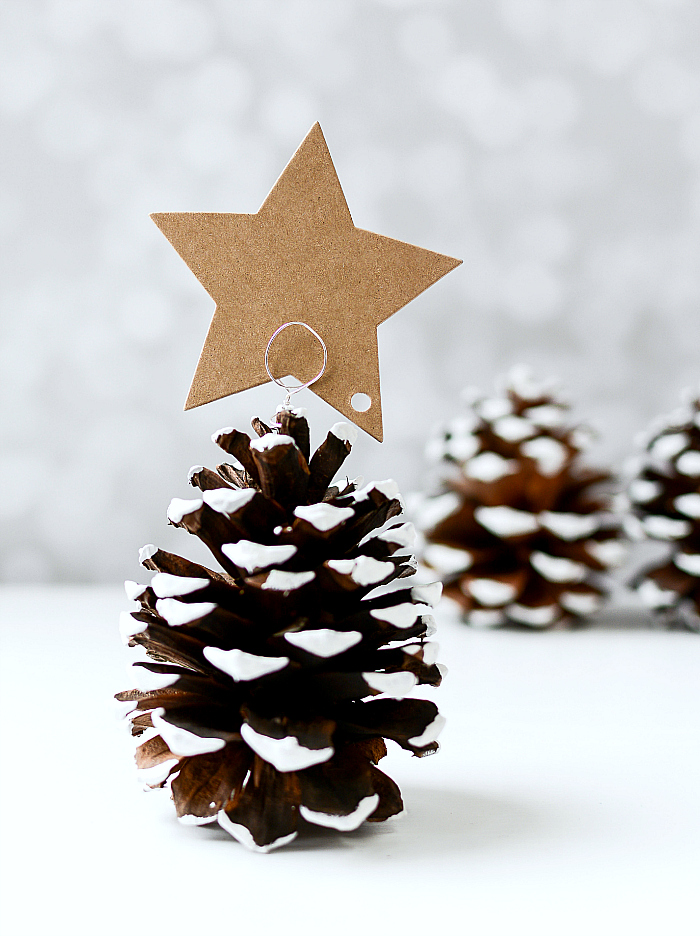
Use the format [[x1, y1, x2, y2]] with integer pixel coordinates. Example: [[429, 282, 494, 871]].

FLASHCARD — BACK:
[[261, 570, 316, 592], [523, 404, 566, 428], [674, 493, 700, 518], [450, 412, 480, 434], [276, 404, 307, 418], [465, 451, 517, 482], [628, 479, 662, 503], [167, 498, 203, 524], [477, 397, 512, 420], [506, 365, 557, 401], [506, 603, 558, 627], [404, 555, 419, 573], [539, 511, 600, 540], [650, 432, 689, 461], [119, 610, 147, 643], [411, 581, 443, 607], [370, 603, 431, 628], [155, 598, 217, 626], [637, 578, 676, 608], [203, 646, 289, 681], [408, 713, 446, 747], [138, 543, 157, 565], [423, 617, 437, 637], [586, 539, 626, 567], [249, 433, 295, 451], [124, 580, 147, 601], [327, 555, 393, 586], [377, 521, 416, 549], [284, 628, 361, 657], [178, 814, 218, 826], [520, 437, 568, 476], [151, 573, 208, 598], [202, 487, 256, 515], [413, 492, 461, 531], [404, 641, 440, 664], [217, 812, 297, 852], [300, 794, 379, 831], [151, 710, 226, 756], [222, 540, 297, 573], [465, 578, 517, 606], [673, 552, 700, 575], [530, 551, 587, 583], [492, 415, 535, 442], [423, 543, 473, 574], [468, 608, 505, 627], [130, 664, 179, 692], [137, 759, 179, 787], [293, 502, 355, 531], [330, 421, 358, 445], [444, 434, 480, 462], [560, 590, 602, 615], [675, 450, 700, 476], [240, 723, 333, 773], [325, 558, 355, 575], [641, 515, 692, 540], [363, 671, 417, 698], [475, 505, 539, 537], [354, 479, 401, 502], [187, 465, 205, 481], [211, 427, 234, 443]]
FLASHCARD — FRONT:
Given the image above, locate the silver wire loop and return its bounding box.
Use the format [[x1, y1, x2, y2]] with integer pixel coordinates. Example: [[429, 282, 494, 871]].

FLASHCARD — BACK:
[[264, 321, 328, 406]]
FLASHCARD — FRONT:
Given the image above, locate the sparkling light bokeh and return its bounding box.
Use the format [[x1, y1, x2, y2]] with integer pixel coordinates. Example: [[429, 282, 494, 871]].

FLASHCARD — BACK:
[[2, 0, 700, 582]]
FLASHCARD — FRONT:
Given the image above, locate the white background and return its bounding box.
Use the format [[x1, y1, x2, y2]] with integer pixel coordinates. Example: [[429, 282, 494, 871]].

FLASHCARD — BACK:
[[2, 8, 699, 931], [1, 588, 698, 936], [2, 0, 700, 581]]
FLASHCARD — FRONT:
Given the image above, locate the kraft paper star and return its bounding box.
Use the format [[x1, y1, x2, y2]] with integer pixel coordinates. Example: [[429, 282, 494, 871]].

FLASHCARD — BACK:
[[152, 123, 461, 441]]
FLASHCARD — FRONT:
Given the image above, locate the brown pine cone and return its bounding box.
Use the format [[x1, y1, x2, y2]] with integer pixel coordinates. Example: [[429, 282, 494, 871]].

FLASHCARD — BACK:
[[415, 367, 624, 628], [626, 391, 700, 630], [116, 408, 444, 851]]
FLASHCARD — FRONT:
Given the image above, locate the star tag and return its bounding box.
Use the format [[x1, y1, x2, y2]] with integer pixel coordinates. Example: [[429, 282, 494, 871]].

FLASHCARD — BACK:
[[152, 123, 461, 441]]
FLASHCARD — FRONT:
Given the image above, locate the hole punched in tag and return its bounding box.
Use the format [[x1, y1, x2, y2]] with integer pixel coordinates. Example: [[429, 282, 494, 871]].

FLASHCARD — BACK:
[[264, 321, 328, 408]]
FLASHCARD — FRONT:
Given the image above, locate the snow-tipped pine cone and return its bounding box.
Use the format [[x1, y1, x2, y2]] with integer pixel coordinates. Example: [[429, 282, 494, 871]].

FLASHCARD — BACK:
[[415, 367, 624, 628], [626, 392, 700, 630], [116, 408, 444, 852]]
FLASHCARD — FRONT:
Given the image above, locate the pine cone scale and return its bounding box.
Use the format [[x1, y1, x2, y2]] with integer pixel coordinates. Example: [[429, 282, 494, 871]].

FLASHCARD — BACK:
[[172, 744, 251, 821]]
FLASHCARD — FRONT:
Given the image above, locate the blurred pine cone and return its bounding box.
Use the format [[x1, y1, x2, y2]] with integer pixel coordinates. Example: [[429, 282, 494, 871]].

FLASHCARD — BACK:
[[116, 408, 444, 852], [626, 391, 700, 631], [415, 367, 623, 628]]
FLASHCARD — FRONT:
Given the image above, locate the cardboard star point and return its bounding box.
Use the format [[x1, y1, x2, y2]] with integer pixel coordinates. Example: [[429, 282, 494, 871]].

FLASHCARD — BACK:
[[151, 122, 461, 441]]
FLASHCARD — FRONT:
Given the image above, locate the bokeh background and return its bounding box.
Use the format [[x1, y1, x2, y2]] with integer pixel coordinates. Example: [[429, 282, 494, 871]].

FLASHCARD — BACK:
[[2, 0, 700, 582]]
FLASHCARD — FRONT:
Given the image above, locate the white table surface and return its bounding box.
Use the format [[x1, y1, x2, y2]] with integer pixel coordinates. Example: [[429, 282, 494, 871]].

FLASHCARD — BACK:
[[1, 585, 698, 936]]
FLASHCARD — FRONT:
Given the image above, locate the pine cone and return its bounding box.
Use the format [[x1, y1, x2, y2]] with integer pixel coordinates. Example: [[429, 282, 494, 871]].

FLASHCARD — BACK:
[[116, 408, 444, 852], [415, 367, 623, 628], [626, 392, 700, 630]]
